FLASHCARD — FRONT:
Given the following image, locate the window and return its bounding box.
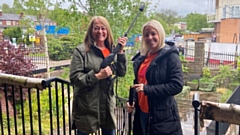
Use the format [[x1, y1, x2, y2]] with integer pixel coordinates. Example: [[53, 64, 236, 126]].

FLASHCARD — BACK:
[[0, 28, 4, 32], [235, 6, 240, 18], [230, 6, 240, 18], [222, 6, 226, 19], [231, 7, 235, 17], [0, 21, 2, 25], [6, 21, 11, 25]]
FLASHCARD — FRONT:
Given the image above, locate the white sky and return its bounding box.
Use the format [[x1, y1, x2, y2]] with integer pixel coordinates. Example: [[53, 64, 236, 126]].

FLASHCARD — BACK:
[[0, 0, 214, 16]]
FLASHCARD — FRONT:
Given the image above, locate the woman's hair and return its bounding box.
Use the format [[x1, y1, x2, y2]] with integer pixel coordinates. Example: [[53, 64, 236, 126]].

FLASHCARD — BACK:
[[84, 16, 114, 51], [140, 20, 166, 55]]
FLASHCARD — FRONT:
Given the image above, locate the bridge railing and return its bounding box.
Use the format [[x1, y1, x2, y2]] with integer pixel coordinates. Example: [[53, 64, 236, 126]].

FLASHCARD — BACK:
[[192, 86, 240, 135], [0, 73, 130, 135]]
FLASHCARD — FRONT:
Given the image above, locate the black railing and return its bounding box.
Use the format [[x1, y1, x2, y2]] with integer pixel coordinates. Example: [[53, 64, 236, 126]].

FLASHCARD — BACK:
[[204, 51, 237, 68], [0, 74, 130, 135], [192, 85, 240, 135]]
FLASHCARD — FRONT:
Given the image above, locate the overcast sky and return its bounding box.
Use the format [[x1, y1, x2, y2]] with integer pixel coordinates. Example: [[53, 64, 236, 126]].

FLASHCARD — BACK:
[[0, 0, 214, 16]]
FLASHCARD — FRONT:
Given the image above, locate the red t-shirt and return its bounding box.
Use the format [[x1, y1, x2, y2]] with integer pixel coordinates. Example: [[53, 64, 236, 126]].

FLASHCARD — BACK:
[[138, 52, 158, 113], [101, 48, 110, 58]]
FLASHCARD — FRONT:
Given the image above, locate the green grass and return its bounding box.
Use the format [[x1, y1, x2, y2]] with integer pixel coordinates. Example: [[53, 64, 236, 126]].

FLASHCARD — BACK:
[[28, 53, 45, 57]]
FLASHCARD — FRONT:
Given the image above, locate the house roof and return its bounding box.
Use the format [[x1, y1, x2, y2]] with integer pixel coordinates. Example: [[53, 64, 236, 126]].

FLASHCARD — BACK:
[[0, 13, 21, 21], [0, 12, 52, 22]]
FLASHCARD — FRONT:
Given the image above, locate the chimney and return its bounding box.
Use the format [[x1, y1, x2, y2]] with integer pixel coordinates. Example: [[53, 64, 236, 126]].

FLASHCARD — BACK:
[[20, 12, 23, 18], [0, 10, 2, 16], [38, 14, 42, 19]]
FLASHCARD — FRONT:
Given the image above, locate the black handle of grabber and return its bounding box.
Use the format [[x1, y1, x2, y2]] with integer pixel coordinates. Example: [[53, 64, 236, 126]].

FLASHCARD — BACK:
[[113, 3, 145, 54], [129, 87, 134, 106]]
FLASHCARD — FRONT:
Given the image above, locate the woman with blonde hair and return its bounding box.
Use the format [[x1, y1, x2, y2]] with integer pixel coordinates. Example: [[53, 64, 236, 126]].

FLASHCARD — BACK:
[[127, 20, 183, 135], [70, 16, 128, 135]]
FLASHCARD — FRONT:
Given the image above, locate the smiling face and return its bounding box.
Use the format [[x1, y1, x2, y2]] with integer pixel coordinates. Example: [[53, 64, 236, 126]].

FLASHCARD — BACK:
[[92, 19, 108, 46], [143, 26, 160, 50]]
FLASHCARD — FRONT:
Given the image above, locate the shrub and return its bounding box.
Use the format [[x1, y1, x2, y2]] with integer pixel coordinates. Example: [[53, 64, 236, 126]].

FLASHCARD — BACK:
[[0, 41, 37, 104], [0, 41, 36, 76], [47, 35, 78, 61]]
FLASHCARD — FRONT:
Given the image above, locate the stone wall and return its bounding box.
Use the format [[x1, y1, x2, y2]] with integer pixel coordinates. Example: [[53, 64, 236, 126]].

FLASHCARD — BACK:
[[186, 42, 205, 75]]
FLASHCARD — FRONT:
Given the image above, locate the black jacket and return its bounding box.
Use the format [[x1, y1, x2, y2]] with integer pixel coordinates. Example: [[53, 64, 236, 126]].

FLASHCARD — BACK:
[[132, 42, 183, 135]]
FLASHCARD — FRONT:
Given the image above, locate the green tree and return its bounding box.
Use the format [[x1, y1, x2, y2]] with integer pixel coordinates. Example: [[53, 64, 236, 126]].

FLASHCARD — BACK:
[[186, 13, 213, 32], [18, 0, 57, 78], [1, 3, 13, 13], [64, 0, 150, 40], [3, 27, 22, 41], [12, 0, 25, 13], [155, 9, 178, 27]]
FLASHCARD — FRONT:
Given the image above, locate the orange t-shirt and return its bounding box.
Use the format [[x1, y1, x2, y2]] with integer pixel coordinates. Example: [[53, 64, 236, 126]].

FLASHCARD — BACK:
[[101, 48, 110, 58], [138, 52, 158, 113]]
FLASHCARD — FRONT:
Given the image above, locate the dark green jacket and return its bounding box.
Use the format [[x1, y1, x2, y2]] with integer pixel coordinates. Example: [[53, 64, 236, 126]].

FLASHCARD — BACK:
[[70, 44, 126, 134]]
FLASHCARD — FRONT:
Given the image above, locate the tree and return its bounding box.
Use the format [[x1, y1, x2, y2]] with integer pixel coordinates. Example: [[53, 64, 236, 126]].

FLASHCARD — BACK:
[[155, 9, 178, 26], [148, 9, 179, 35], [186, 13, 213, 32], [12, 0, 25, 13], [3, 27, 22, 42], [1, 3, 13, 13], [64, 0, 149, 40], [18, 0, 57, 78]]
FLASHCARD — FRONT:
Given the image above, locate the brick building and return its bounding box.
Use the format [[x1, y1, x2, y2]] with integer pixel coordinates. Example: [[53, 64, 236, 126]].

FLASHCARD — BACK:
[[207, 0, 240, 43], [0, 10, 56, 44]]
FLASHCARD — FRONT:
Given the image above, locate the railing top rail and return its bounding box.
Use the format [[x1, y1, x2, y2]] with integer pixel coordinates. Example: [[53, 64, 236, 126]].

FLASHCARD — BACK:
[[0, 73, 71, 90], [42, 77, 71, 87]]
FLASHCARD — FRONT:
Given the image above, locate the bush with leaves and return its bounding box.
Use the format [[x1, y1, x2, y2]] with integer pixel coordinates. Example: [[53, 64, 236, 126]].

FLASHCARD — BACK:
[[0, 41, 37, 102], [47, 35, 78, 61], [0, 41, 36, 76]]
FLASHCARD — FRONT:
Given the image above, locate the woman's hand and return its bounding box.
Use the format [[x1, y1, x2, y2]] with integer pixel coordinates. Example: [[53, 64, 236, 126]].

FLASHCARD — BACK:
[[132, 83, 144, 93], [117, 37, 128, 53], [95, 66, 112, 80], [126, 101, 135, 113]]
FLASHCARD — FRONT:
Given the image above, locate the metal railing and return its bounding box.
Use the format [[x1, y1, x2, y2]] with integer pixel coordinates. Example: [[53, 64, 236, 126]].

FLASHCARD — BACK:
[[204, 51, 237, 68], [0, 73, 129, 135], [192, 86, 240, 135]]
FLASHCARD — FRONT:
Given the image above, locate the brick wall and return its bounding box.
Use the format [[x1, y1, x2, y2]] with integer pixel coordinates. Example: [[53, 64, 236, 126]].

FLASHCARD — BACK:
[[188, 42, 205, 74], [220, 18, 240, 43]]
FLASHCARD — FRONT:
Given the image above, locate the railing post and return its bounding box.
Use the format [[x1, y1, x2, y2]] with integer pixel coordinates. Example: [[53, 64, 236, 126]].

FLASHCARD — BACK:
[[215, 121, 219, 135], [192, 93, 201, 135]]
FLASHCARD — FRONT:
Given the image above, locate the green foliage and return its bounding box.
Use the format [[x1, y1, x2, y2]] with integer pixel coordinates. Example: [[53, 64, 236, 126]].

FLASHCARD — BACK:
[[116, 43, 140, 98], [202, 66, 211, 78], [62, 0, 149, 41], [213, 65, 233, 87], [199, 77, 215, 83], [179, 56, 189, 73], [47, 35, 77, 60], [154, 9, 178, 26], [3, 27, 23, 41], [59, 67, 70, 80], [199, 66, 214, 83], [2, 88, 69, 134], [234, 56, 240, 81], [219, 89, 232, 103], [1, 3, 14, 13], [191, 79, 199, 84], [185, 13, 213, 32]]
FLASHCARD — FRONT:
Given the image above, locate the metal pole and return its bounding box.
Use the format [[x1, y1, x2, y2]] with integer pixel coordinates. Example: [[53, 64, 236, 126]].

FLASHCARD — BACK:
[[192, 93, 200, 135], [215, 121, 219, 135]]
